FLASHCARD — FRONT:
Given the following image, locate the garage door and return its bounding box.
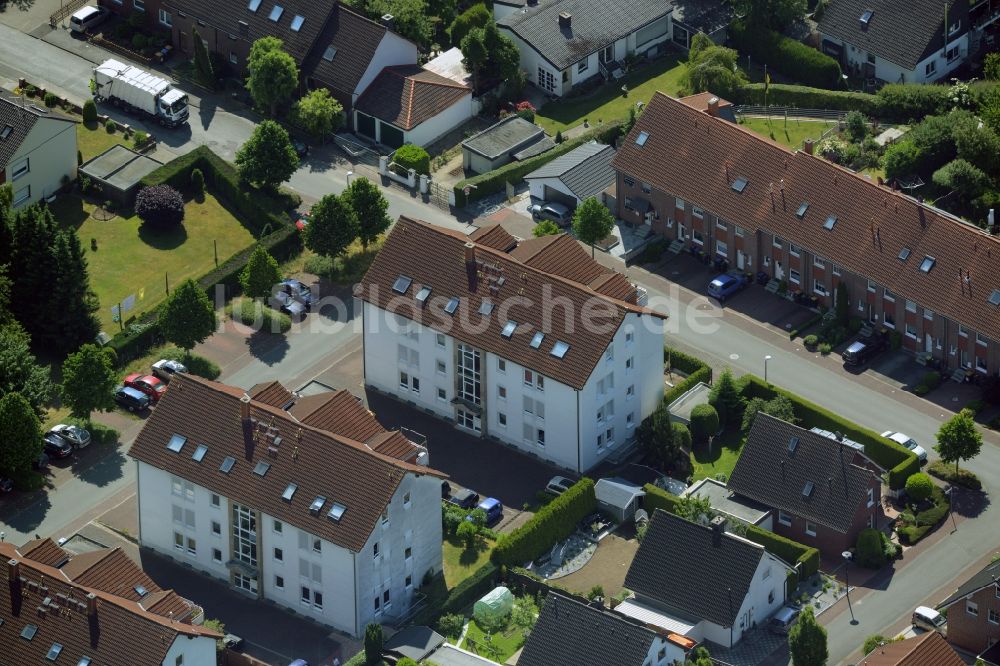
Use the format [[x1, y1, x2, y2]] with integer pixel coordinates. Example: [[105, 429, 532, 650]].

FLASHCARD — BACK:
[[379, 122, 405, 150], [543, 184, 577, 209]]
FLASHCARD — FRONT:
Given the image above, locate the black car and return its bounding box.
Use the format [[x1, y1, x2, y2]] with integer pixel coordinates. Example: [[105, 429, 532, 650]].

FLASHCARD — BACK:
[[115, 385, 151, 412], [843, 326, 890, 367], [293, 139, 309, 157], [447, 487, 480, 510], [44, 433, 73, 459]]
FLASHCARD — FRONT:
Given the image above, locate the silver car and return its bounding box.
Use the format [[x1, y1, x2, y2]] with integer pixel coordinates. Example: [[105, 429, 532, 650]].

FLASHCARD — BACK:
[[48, 424, 91, 449], [881, 431, 928, 463], [152, 358, 188, 383], [530, 202, 573, 227], [269, 290, 306, 318]]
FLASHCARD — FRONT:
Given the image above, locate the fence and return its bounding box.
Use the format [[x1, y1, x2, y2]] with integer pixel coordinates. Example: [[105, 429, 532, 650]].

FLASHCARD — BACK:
[[333, 133, 381, 167], [49, 0, 89, 27], [89, 35, 155, 65], [735, 105, 848, 121]]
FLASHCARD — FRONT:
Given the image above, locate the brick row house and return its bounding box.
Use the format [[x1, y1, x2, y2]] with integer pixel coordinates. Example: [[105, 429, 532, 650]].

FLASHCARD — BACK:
[[613, 91, 1000, 376], [937, 558, 1000, 657]]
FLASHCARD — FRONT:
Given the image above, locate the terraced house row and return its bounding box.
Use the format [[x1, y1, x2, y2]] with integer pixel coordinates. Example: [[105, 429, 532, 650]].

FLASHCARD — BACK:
[[613, 92, 1000, 376]]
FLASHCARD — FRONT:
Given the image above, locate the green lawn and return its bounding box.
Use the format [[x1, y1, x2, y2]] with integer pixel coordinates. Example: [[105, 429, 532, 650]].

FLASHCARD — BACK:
[[460, 619, 526, 663], [690, 429, 744, 483], [535, 55, 687, 134], [443, 535, 494, 589], [737, 116, 835, 150], [47, 192, 254, 332], [77, 121, 130, 161]]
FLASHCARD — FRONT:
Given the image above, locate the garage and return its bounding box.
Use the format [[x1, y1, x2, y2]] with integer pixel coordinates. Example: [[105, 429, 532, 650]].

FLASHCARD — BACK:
[[543, 184, 577, 209], [524, 142, 616, 208]]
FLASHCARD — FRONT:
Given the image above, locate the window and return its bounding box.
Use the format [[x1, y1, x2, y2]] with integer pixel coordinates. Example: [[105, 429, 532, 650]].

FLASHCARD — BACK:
[[884, 288, 895, 302], [884, 310, 895, 328], [867, 488, 874, 508], [437, 388, 446, 401], [716, 219, 727, 231], [290, 14, 304, 31], [977, 332, 988, 347], [497, 359, 506, 373], [605, 346, 614, 362], [158, 8, 172, 26], [773, 236, 782, 249], [641, 182, 651, 194], [924, 308, 934, 321], [212, 521, 221, 536], [172, 504, 182, 523], [399, 371, 408, 389], [274, 547, 283, 562], [625, 330, 634, 344], [523, 369, 533, 386], [967, 600, 979, 616], [498, 385, 507, 400], [457, 344, 481, 405], [13, 185, 32, 206], [373, 542, 380, 559], [436, 360, 446, 375], [768, 590, 775, 604], [905, 323, 917, 339], [626, 384, 635, 399], [275, 575, 284, 589], [212, 548, 222, 563], [436, 333, 445, 348], [949, 19, 961, 35], [778, 511, 791, 526], [789, 269, 801, 285], [382, 508, 390, 526], [832, 264, 841, 276], [692, 229, 704, 245], [406, 575, 413, 588], [946, 45, 961, 62], [990, 609, 999, 625], [867, 279, 876, 293], [273, 519, 282, 534], [905, 299, 916, 313], [405, 546, 412, 559], [313, 591, 323, 609], [404, 492, 411, 507], [692, 206, 704, 218], [536, 67, 556, 93], [624, 176, 635, 187], [301, 587, 311, 604], [925, 60, 937, 76], [959, 324, 968, 337], [805, 522, 817, 537], [11, 158, 28, 180], [813, 281, 828, 297], [577, 59, 589, 74], [498, 412, 507, 427], [211, 493, 220, 508], [716, 240, 728, 257], [230, 52, 238, 65], [186, 537, 197, 555], [627, 411, 635, 427], [383, 589, 391, 607], [735, 225, 744, 237], [47, 644, 63, 660], [605, 427, 615, 445], [312, 538, 321, 554], [626, 356, 634, 371], [537, 429, 545, 446], [675, 197, 685, 210], [789, 243, 800, 257]]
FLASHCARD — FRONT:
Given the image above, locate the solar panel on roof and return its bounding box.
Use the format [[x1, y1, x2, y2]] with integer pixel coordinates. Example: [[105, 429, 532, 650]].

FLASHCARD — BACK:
[[253, 460, 271, 477], [220, 456, 236, 473], [167, 434, 186, 453], [328, 502, 347, 521], [445, 297, 459, 315], [393, 275, 412, 294], [192, 444, 208, 462], [551, 341, 570, 358], [530, 332, 544, 349]]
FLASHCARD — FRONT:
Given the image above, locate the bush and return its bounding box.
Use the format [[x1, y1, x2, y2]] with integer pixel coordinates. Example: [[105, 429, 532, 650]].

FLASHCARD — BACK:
[[920, 371, 941, 391], [160, 347, 220, 380], [689, 404, 720, 443], [303, 253, 336, 278], [965, 399, 985, 415], [818, 343, 832, 355], [394, 144, 431, 176], [191, 168, 205, 195], [442, 562, 497, 615], [736, 83, 877, 115], [226, 298, 291, 333], [729, 21, 841, 88], [875, 84, 951, 123], [134, 185, 185, 229], [131, 33, 148, 50], [82, 99, 97, 123], [492, 478, 596, 566], [904, 472, 934, 503], [437, 613, 465, 639], [927, 460, 982, 490], [643, 484, 682, 514], [856, 528, 887, 569], [803, 334, 818, 348], [457, 520, 478, 548], [43, 92, 58, 107], [132, 130, 149, 150], [105, 119, 116, 133], [672, 422, 692, 451]]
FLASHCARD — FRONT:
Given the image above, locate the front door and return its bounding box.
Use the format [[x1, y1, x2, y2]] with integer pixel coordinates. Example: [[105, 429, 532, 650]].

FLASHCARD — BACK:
[[678, 223, 687, 240], [643, 211, 654, 226], [925, 333, 933, 353], [601, 45, 614, 64], [737, 250, 745, 270], [775, 261, 784, 280]]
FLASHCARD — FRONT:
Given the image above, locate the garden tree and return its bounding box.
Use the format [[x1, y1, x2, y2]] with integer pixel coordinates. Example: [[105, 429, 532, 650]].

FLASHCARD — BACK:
[[685, 647, 714, 666], [158, 279, 217, 353], [862, 635, 902, 655], [689, 403, 720, 444], [461, 21, 520, 91], [239, 244, 282, 300], [906, 113, 960, 175], [235, 120, 300, 190], [457, 519, 478, 549], [733, 0, 807, 30], [343, 177, 391, 249], [366, 0, 433, 48], [856, 528, 886, 568], [427, 0, 457, 35], [245, 38, 299, 116], [532, 220, 560, 237], [953, 120, 1000, 178], [82, 99, 98, 124], [904, 472, 933, 503], [672, 421, 692, 452], [845, 110, 868, 142], [675, 495, 713, 525], [363, 622, 384, 666], [437, 613, 465, 639], [191, 168, 205, 196], [741, 395, 796, 433], [683, 34, 745, 100], [61, 343, 117, 421], [932, 159, 990, 208], [835, 283, 849, 325], [709, 368, 744, 428], [449, 2, 490, 47], [986, 52, 1000, 81], [304, 193, 359, 258], [0, 392, 42, 479], [46, 230, 100, 355], [192, 28, 215, 89], [883, 141, 924, 182], [8, 203, 61, 336], [638, 404, 678, 469], [135, 185, 185, 228], [789, 606, 828, 666], [459, 27, 489, 91], [935, 408, 983, 473], [511, 595, 538, 631], [572, 197, 615, 257], [0, 325, 53, 416], [292, 88, 344, 140]]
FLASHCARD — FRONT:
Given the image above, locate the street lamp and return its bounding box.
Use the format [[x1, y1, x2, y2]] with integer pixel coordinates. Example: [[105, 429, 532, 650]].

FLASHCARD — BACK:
[[842, 551, 857, 625], [764, 355, 773, 383], [345, 170, 354, 186]]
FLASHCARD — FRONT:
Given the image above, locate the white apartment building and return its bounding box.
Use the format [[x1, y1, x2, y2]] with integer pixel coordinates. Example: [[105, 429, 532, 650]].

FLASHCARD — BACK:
[[129, 375, 445, 638], [0, 92, 77, 208], [357, 218, 666, 474]]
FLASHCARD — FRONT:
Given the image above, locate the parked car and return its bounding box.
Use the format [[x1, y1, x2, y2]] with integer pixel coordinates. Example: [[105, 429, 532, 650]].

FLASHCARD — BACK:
[[468, 497, 503, 526], [292, 139, 309, 158], [881, 431, 928, 463], [842, 326, 889, 368], [288, 660, 309, 666], [223, 634, 244, 651], [269, 290, 307, 318], [529, 202, 573, 226], [0, 477, 13, 493], [69, 5, 108, 33], [47, 424, 91, 449], [707, 270, 749, 302], [151, 358, 188, 383], [912, 605, 946, 633], [295, 209, 311, 231], [769, 606, 800, 634], [545, 476, 575, 496], [123, 373, 167, 402], [43, 432, 73, 459], [277, 279, 318, 310], [447, 487, 479, 510], [115, 385, 151, 412], [441, 480, 452, 499]]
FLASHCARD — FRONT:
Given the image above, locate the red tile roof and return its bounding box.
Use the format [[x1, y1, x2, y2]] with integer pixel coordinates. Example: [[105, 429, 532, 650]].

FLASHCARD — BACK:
[[613, 92, 1000, 341], [248, 380, 295, 408], [354, 65, 470, 131], [470, 224, 519, 252], [510, 234, 638, 302], [356, 218, 664, 390], [129, 374, 445, 553], [18, 538, 70, 568], [858, 631, 964, 666]]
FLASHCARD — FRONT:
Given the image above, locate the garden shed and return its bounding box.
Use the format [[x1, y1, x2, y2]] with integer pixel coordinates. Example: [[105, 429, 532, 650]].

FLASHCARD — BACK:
[[595, 477, 646, 523], [79, 144, 162, 207]]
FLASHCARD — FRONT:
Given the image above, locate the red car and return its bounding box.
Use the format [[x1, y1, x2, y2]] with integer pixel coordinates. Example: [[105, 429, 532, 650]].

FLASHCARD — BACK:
[[123, 373, 167, 402], [295, 209, 311, 231]]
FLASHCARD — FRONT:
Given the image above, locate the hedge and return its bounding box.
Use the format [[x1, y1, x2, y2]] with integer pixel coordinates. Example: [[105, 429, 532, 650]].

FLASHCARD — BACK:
[[664, 345, 713, 406], [735, 83, 878, 116], [643, 483, 682, 514], [441, 562, 497, 615], [454, 121, 622, 207], [927, 461, 982, 491], [491, 478, 596, 566], [740, 375, 918, 489], [665, 345, 707, 375], [729, 22, 841, 88]]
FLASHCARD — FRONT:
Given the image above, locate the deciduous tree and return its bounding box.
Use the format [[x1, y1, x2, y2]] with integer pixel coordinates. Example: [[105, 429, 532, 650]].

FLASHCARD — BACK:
[[0, 392, 42, 479], [733, 0, 807, 30], [158, 279, 217, 353], [239, 245, 282, 300], [683, 33, 745, 100], [292, 88, 343, 140], [343, 177, 391, 249], [61, 343, 117, 421], [236, 120, 300, 190], [935, 408, 982, 473], [304, 193, 359, 259], [788, 606, 828, 666], [366, 0, 433, 49], [572, 197, 614, 257], [245, 38, 299, 116], [449, 2, 490, 47]]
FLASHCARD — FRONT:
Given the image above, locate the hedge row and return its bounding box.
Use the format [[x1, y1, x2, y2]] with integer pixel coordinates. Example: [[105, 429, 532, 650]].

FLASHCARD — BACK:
[[729, 22, 841, 89], [665, 345, 707, 375], [735, 83, 878, 116], [740, 375, 919, 489], [664, 345, 713, 406], [643, 483, 682, 514], [491, 478, 597, 566], [441, 562, 497, 615], [454, 121, 623, 207]]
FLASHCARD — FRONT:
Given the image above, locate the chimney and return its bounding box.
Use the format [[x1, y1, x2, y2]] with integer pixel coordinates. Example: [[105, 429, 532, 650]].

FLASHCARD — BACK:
[[465, 242, 478, 290], [835, 431, 843, 441], [240, 394, 251, 421], [87, 592, 97, 617], [7, 559, 21, 615], [707, 96, 720, 117], [803, 138, 814, 155], [380, 13, 395, 30], [87, 592, 100, 648], [710, 515, 726, 546], [558, 11, 572, 29]]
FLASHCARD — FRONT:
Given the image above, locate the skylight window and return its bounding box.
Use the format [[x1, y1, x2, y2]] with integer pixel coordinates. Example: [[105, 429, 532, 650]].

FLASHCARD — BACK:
[[77, 659, 92, 666], [989, 289, 1000, 306], [282, 483, 297, 501], [415, 286, 431, 305], [322, 46, 337, 61], [167, 434, 186, 453], [551, 341, 570, 359], [796, 202, 809, 218], [21, 624, 38, 640], [192, 444, 208, 462], [478, 299, 494, 315], [253, 460, 271, 477], [788, 436, 799, 453], [46, 643, 62, 661], [501, 320, 517, 338], [392, 275, 412, 294], [268, 4, 284, 21], [823, 215, 837, 230], [802, 481, 815, 497], [0, 125, 12, 140], [133, 585, 148, 598], [247, 0, 262, 11], [730, 176, 748, 193], [860, 9, 873, 25], [290, 14, 304, 31], [635, 131, 649, 146], [310, 496, 327, 515], [445, 297, 460, 315], [220, 456, 236, 474], [919, 256, 936, 273], [530, 332, 544, 349], [327, 502, 347, 521], [898, 247, 911, 261]]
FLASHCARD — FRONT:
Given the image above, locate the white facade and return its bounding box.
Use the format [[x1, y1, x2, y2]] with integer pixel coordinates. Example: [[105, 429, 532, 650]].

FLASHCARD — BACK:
[[354, 90, 474, 148], [821, 32, 969, 83], [136, 460, 442, 637], [6, 117, 77, 208], [354, 32, 420, 103], [362, 302, 664, 473], [161, 634, 218, 666]]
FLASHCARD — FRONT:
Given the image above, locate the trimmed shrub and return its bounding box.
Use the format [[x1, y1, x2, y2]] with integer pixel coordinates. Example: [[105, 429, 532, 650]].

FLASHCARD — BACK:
[[492, 478, 596, 566], [665, 365, 713, 407], [394, 144, 431, 176], [160, 347, 220, 380], [132, 130, 149, 150], [672, 422, 692, 451], [904, 472, 934, 503], [82, 99, 98, 123], [744, 523, 820, 578], [665, 345, 707, 375], [818, 343, 832, 355], [875, 84, 951, 123], [43, 92, 58, 107], [442, 562, 497, 614], [643, 484, 682, 514], [191, 167, 205, 195], [135, 185, 185, 229], [730, 22, 841, 88], [689, 404, 720, 444], [226, 298, 291, 333], [803, 334, 818, 348], [856, 528, 886, 569], [927, 460, 982, 490], [437, 613, 465, 639], [105, 119, 116, 133], [735, 83, 877, 115]]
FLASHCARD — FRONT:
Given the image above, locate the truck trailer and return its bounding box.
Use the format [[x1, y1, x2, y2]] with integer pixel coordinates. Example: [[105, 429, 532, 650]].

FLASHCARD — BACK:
[[93, 59, 189, 128]]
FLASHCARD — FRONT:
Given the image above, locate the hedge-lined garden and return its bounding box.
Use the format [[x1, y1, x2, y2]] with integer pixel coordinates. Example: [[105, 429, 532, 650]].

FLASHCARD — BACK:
[[664, 345, 713, 405], [729, 21, 842, 89]]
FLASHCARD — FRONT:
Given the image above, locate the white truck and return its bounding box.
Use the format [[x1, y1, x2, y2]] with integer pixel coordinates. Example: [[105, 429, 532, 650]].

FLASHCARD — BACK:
[[92, 59, 189, 128]]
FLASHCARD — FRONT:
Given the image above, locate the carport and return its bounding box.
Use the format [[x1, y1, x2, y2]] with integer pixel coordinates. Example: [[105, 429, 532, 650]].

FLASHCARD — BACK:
[[595, 477, 645, 523]]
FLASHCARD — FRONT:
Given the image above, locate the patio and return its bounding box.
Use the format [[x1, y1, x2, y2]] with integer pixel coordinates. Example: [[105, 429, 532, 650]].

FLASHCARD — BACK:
[[548, 532, 640, 599]]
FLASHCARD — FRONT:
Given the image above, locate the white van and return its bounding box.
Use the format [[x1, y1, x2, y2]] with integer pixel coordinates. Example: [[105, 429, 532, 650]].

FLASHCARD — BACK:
[[912, 606, 947, 633], [69, 6, 108, 34]]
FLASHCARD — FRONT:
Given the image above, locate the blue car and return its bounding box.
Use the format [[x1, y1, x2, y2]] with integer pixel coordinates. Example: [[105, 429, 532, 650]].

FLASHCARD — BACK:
[[466, 497, 503, 527], [707, 271, 748, 302]]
